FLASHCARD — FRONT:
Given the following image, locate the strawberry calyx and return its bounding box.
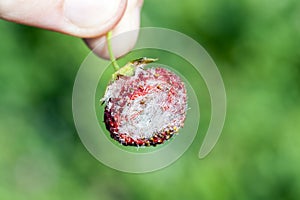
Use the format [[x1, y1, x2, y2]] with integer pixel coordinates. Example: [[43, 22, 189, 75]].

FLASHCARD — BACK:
[[111, 57, 158, 81]]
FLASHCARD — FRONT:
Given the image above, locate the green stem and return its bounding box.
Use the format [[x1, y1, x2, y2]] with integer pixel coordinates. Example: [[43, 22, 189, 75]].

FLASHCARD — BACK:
[[106, 31, 120, 71]]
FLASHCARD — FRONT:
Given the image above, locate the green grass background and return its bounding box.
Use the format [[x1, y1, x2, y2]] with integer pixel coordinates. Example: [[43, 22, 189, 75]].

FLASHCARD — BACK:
[[1, 0, 300, 199]]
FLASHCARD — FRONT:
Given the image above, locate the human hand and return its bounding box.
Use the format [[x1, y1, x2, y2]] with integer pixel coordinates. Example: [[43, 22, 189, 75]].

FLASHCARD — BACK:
[[0, 0, 143, 59]]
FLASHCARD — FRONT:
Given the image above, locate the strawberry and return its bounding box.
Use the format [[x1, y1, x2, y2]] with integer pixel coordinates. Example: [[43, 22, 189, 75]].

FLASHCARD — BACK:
[[101, 58, 187, 147]]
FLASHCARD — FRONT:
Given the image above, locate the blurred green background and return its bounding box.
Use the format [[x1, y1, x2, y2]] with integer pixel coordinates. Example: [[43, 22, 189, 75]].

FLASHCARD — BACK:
[[1, 0, 300, 199]]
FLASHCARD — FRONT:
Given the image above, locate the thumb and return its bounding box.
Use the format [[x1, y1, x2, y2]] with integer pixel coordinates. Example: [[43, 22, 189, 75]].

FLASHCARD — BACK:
[[85, 0, 143, 59], [0, 0, 127, 38]]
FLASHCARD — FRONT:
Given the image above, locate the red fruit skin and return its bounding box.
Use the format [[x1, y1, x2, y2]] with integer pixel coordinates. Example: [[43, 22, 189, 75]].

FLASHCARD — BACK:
[[103, 66, 187, 147]]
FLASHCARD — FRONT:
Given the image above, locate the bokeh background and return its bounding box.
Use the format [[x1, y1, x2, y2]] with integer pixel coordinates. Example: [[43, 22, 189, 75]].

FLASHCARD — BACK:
[[1, 0, 300, 199]]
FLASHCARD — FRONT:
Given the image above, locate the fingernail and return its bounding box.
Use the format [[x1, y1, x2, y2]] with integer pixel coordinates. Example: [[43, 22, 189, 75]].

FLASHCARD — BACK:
[[64, 0, 122, 28]]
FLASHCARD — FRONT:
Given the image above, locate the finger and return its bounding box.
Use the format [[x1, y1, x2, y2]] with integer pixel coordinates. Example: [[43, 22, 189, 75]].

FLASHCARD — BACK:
[[0, 0, 127, 38], [84, 0, 143, 59]]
